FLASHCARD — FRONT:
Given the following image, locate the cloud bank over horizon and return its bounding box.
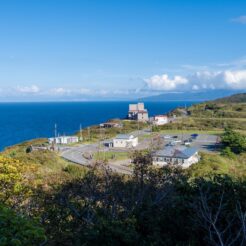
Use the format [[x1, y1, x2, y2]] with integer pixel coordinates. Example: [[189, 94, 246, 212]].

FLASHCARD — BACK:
[[1, 55, 246, 101], [145, 69, 246, 92]]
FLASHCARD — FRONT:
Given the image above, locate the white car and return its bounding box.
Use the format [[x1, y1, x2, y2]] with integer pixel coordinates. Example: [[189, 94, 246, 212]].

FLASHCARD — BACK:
[[163, 135, 171, 139], [173, 140, 182, 144]]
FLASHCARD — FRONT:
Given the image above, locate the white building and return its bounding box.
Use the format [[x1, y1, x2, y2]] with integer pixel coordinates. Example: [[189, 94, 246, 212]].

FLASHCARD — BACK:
[[128, 103, 149, 122], [152, 146, 199, 168], [113, 134, 138, 148], [152, 115, 168, 126], [48, 136, 79, 145]]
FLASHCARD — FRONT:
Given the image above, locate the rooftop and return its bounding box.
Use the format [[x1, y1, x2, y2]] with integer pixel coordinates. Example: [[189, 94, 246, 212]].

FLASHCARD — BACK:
[[153, 146, 198, 159], [114, 134, 136, 140]]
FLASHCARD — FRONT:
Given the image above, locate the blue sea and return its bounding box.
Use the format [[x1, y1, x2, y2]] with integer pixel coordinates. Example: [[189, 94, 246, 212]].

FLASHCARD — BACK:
[[0, 101, 197, 150]]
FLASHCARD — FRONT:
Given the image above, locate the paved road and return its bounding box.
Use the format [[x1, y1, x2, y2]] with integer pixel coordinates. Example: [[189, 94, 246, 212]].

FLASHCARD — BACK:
[[60, 144, 132, 175]]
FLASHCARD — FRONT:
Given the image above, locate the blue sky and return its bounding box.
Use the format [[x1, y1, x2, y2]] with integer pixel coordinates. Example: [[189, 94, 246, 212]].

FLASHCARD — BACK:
[[0, 0, 246, 101]]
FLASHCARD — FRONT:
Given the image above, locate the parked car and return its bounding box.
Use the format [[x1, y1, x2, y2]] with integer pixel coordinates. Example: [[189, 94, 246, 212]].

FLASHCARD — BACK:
[[167, 141, 176, 146], [163, 135, 171, 139], [184, 140, 191, 146], [173, 140, 182, 144]]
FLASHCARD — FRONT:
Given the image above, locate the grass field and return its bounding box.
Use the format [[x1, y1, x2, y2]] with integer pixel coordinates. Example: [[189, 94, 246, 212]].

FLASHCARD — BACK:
[[94, 151, 129, 161]]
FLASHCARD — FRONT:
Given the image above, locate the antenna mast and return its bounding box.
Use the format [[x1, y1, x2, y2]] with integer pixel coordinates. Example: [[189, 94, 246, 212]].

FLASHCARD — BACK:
[[80, 124, 83, 141], [54, 123, 57, 138]]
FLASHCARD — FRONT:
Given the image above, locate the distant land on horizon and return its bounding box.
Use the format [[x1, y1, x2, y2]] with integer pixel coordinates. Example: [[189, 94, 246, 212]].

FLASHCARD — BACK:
[[139, 89, 246, 102]]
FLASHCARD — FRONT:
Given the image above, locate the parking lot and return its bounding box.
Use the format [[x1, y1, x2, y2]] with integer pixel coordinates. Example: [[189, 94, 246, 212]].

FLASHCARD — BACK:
[[161, 133, 221, 152]]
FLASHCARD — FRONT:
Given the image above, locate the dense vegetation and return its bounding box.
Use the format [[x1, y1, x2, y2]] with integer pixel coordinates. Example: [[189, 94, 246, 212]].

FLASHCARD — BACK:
[[1, 146, 246, 245], [221, 128, 246, 154]]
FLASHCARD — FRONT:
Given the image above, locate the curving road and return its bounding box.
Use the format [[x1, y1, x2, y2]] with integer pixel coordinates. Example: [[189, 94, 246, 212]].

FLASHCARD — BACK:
[[60, 144, 132, 175]]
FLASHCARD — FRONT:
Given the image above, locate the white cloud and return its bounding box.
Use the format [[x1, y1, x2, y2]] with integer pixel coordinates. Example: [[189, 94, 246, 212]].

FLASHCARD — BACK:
[[78, 88, 91, 95], [224, 70, 246, 88], [145, 69, 246, 91], [231, 16, 246, 24], [50, 88, 71, 95], [15, 85, 40, 93], [192, 85, 199, 90], [98, 89, 109, 95], [145, 74, 188, 91]]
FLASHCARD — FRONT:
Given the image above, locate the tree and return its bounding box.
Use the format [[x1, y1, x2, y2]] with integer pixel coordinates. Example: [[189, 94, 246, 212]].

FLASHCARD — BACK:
[[192, 176, 246, 246], [0, 204, 46, 246], [221, 128, 246, 154], [131, 150, 152, 191]]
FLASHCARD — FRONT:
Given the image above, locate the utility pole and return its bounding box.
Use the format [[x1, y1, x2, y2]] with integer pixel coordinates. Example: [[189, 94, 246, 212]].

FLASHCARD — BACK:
[[98, 125, 102, 159], [87, 127, 90, 141], [54, 123, 57, 138], [52, 123, 57, 151], [80, 124, 83, 142], [137, 118, 140, 137]]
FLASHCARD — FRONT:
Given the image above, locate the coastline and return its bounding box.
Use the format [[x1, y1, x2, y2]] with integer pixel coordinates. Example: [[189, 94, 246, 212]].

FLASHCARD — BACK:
[[0, 101, 197, 150]]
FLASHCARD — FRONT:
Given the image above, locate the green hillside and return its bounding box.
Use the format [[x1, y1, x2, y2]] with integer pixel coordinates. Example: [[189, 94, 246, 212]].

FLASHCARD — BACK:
[[161, 93, 246, 133], [213, 92, 246, 103]]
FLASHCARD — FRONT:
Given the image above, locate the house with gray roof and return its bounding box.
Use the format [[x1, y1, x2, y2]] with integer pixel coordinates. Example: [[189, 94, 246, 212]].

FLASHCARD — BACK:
[[152, 146, 199, 168]]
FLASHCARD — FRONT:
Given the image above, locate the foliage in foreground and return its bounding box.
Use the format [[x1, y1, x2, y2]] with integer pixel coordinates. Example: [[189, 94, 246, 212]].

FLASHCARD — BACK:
[[0, 205, 46, 246], [1, 144, 246, 245], [0, 156, 35, 207], [35, 162, 246, 246]]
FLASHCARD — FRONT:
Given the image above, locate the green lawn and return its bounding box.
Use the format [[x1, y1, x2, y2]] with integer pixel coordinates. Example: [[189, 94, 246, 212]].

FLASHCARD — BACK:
[[94, 151, 129, 161], [138, 134, 153, 141]]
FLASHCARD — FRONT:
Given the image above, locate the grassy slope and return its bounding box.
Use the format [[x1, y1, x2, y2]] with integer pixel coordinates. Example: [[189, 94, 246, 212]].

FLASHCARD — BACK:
[[1, 139, 88, 187], [159, 93, 246, 134], [213, 93, 246, 103], [187, 152, 246, 178]]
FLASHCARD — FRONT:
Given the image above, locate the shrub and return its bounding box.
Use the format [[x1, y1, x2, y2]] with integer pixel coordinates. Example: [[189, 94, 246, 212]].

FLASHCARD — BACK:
[[0, 205, 46, 246]]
